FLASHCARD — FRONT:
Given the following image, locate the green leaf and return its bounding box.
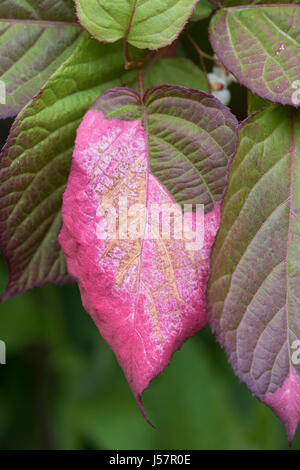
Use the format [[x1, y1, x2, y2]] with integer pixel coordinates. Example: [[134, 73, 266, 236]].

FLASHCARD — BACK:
[[209, 6, 300, 107], [0, 0, 77, 20], [143, 58, 209, 92], [208, 105, 300, 443], [74, 0, 198, 50], [212, 0, 300, 6], [191, 0, 215, 22], [248, 91, 271, 115], [0, 0, 82, 118], [0, 34, 132, 300]]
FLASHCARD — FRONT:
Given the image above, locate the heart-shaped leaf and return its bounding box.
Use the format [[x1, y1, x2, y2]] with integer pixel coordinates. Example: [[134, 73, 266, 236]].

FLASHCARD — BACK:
[[59, 85, 238, 413], [209, 5, 300, 107], [208, 105, 300, 444], [73, 0, 198, 50], [0, 34, 133, 301], [0, 0, 82, 118]]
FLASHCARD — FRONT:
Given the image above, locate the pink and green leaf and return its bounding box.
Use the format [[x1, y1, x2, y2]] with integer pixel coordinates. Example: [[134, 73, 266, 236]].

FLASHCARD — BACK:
[[59, 85, 238, 411], [91, 86, 238, 211]]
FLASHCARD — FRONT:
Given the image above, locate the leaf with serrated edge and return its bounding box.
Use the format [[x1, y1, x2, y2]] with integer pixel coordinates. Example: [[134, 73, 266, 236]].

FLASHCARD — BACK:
[[59, 84, 238, 415], [209, 6, 300, 107], [208, 105, 300, 445], [73, 0, 198, 50], [0, 34, 132, 301], [0, 0, 82, 117]]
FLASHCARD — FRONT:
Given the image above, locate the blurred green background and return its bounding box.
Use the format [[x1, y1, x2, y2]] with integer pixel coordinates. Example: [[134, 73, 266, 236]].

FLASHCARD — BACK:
[[0, 18, 299, 451], [0, 254, 299, 450]]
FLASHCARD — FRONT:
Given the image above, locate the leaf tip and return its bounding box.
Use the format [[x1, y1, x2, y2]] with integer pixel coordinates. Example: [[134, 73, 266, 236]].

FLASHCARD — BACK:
[[264, 368, 300, 446], [136, 395, 156, 429]]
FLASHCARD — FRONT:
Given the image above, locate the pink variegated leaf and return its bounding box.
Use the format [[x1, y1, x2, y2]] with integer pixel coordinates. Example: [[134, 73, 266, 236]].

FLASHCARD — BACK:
[[59, 86, 238, 415]]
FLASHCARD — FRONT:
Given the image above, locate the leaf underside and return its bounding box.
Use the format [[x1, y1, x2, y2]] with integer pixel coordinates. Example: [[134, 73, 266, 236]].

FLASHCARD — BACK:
[[208, 105, 300, 443]]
